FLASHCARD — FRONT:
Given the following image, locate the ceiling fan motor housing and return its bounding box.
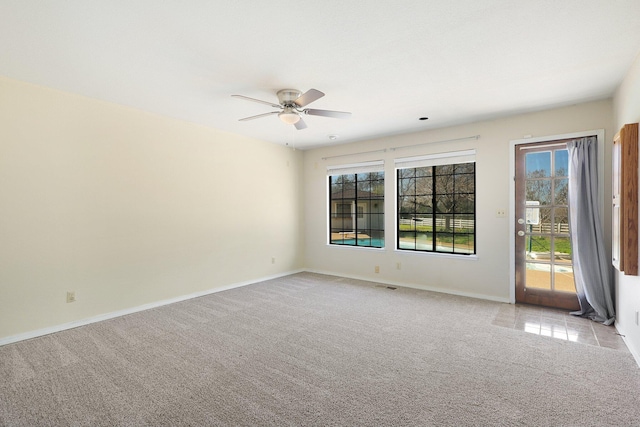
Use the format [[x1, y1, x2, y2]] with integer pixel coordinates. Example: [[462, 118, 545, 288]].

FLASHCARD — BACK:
[[277, 89, 302, 106]]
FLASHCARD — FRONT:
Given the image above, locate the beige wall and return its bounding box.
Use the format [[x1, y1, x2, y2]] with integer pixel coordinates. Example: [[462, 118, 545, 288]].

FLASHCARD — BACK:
[[0, 72, 623, 351], [303, 100, 614, 301], [0, 76, 304, 340], [613, 53, 640, 363]]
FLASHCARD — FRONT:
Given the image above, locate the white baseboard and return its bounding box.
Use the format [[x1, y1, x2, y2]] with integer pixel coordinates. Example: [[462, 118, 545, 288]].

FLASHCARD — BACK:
[[304, 268, 511, 303], [615, 322, 640, 368], [0, 269, 304, 347]]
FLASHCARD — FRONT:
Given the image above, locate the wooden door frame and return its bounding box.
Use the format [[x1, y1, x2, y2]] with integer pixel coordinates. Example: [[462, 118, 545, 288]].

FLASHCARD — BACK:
[[508, 129, 605, 304]]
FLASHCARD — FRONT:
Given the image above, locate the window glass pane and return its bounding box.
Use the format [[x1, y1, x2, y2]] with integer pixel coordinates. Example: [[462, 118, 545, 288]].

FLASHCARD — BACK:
[[342, 174, 355, 196], [416, 231, 433, 250], [454, 173, 475, 193], [526, 151, 551, 178], [454, 233, 474, 254], [435, 214, 454, 232], [464, 234, 475, 254], [435, 195, 455, 214], [435, 176, 454, 194], [454, 214, 475, 233], [436, 233, 454, 252], [526, 263, 551, 290], [554, 178, 568, 205], [357, 178, 371, 194], [555, 149, 569, 177], [536, 207, 552, 231], [370, 171, 384, 181], [398, 196, 415, 215], [398, 168, 415, 179], [399, 231, 416, 249], [435, 164, 454, 175], [415, 166, 432, 177], [554, 264, 575, 293], [554, 236, 572, 263], [554, 208, 569, 234], [398, 178, 413, 197], [371, 229, 384, 239], [336, 203, 351, 216], [414, 176, 431, 196], [356, 236, 371, 246], [415, 195, 433, 214], [399, 216, 416, 231], [330, 178, 343, 200], [526, 180, 551, 205], [414, 216, 431, 232], [371, 179, 384, 196], [455, 163, 474, 174], [454, 194, 475, 214], [527, 235, 550, 256]]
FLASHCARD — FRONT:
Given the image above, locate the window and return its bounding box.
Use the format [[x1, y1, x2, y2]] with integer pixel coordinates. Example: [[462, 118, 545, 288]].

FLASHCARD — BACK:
[[336, 203, 352, 218], [396, 150, 475, 255], [328, 161, 384, 248]]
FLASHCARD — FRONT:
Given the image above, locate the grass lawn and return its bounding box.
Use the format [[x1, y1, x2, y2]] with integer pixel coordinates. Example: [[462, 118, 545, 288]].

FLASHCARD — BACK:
[[528, 235, 572, 254]]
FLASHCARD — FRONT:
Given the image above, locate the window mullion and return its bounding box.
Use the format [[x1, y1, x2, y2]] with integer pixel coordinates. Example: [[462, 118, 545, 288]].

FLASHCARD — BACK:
[[354, 175, 358, 245], [452, 166, 456, 253], [431, 166, 436, 252]]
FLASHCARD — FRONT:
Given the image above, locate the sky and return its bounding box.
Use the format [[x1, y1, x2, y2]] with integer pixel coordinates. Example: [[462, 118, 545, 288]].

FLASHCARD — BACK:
[[526, 149, 568, 177]]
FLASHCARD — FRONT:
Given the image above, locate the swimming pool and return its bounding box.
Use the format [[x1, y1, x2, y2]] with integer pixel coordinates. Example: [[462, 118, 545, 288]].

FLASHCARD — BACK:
[[332, 238, 385, 247]]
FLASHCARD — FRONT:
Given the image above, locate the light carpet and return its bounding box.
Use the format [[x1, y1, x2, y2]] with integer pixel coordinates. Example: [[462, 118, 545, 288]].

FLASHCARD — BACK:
[[1, 272, 639, 426]]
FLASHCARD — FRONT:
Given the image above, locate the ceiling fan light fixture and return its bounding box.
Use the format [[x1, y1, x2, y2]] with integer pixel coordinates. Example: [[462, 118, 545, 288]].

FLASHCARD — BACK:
[[234, 88, 350, 130], [279, 111, 300, 124]]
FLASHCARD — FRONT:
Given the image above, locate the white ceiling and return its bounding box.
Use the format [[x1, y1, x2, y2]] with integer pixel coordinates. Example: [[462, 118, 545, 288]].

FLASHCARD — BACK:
[[1, 1, 639, 149]]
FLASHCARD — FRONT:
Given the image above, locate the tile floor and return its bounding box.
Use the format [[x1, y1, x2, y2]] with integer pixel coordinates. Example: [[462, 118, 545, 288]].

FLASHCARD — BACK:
[[492, 303, 628, 350]]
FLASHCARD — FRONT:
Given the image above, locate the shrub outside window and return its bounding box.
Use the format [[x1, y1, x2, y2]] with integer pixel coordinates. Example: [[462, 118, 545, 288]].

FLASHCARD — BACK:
[[396, 150, 475, 255], [328, 161, 384, 248]]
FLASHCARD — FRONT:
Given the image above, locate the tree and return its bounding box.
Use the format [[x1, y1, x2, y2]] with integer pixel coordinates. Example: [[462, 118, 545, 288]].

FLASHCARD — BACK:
[[434, 164, 474, 231], [525, 168, 568, 231]]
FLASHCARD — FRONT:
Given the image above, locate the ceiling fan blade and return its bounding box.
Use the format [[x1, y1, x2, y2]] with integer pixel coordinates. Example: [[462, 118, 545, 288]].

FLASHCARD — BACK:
[[304, 109, 352, 119], [294, 117, 308, 130], [239, 111, 280, 121], [232, 94, 281, 108], [294, 89, 325, 107]]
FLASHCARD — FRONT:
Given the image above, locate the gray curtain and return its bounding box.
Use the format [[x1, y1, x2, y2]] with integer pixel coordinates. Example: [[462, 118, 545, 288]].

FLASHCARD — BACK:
[[567, 136, 615, 325]]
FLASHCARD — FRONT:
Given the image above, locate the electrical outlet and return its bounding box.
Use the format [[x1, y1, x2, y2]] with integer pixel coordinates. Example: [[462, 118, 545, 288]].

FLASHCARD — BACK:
[[271, 257, 276, 264], [496, 209, 506, 218], [396, 262, 401, 270], [636, 311, 639, 326], [66, 291, 76, 303], [374, 265, 380, 273]]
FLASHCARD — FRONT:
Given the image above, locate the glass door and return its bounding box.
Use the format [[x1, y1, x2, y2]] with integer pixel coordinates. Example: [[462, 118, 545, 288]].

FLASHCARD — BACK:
[[514, 141, 579, 310]]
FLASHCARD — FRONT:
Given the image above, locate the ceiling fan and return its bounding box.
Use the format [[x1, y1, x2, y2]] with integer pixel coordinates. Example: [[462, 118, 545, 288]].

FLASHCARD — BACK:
[[232, 88, 351, 130]]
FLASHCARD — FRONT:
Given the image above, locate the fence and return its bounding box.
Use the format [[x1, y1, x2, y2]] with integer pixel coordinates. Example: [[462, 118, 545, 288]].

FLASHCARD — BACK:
[[399, 218, 568, 233], [527, 222, 570, 234], [399, 218, 474, 229]]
